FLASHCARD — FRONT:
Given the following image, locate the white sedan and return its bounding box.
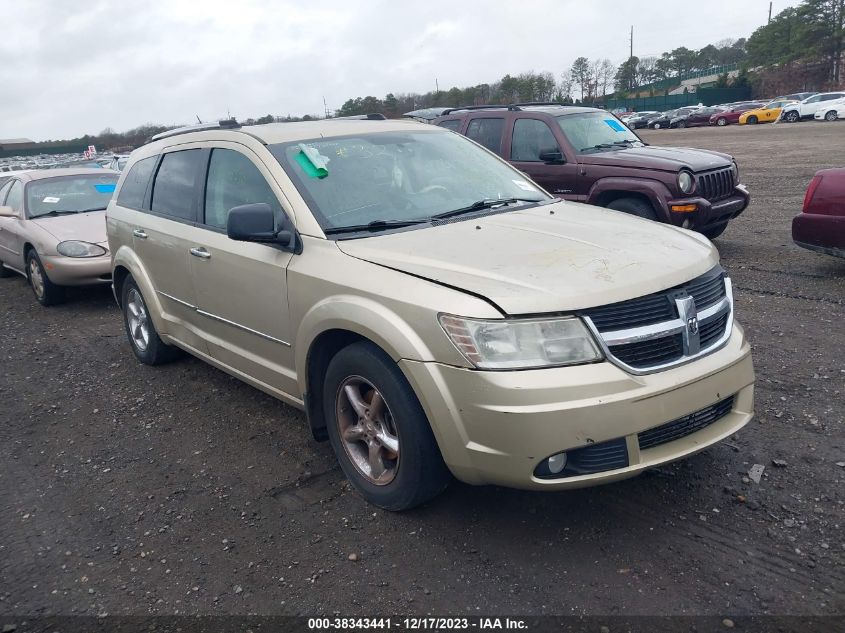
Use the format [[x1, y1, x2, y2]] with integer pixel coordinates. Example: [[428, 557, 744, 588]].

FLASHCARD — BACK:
[[814, 99, 845, 121]]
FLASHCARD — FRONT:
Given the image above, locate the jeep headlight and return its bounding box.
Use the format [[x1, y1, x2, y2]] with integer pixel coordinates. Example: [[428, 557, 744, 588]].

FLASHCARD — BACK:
[[678, 170, 695, 194], [56, 241, 107, 258], [731, 161, 739, 183], [439, 314, 603, 370]]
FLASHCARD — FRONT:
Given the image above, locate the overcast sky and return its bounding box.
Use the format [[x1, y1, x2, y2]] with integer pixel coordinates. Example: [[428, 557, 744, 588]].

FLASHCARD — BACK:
[[1, 0, 800, 141]]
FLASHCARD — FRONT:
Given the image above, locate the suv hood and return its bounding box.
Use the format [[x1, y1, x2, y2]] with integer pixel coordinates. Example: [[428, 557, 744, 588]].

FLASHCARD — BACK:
[[336, 202, 718, 315], [29, 210, 108, 244], [579, 146, 732, 172]]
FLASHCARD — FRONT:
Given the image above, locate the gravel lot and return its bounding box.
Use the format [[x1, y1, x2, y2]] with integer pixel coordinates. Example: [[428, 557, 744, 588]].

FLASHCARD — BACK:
[[1, 122, 843, 619]]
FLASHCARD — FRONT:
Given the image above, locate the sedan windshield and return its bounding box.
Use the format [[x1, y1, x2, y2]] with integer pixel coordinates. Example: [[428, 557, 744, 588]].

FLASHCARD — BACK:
[[556, 112, 644, 154], [26, 174, 118, 218], [271, 130, 550, 233]]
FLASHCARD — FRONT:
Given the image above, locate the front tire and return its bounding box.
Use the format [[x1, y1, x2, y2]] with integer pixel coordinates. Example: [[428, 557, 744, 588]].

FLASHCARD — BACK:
[[121, 275, 182, 365], [784, 111, 800, 123], [26, 251, 65, 306], [716, 117, 728, 127], [323, 341, 450, 511], [676, 120, 686, 128], [606, 197, 659, 222], [825, 110, 838, 122], [747, 115, 758, 125], [701, 223, 728, 240]]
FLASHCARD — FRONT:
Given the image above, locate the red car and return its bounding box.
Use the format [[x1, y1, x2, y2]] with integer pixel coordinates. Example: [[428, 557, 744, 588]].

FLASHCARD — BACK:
[[792, 169, 845, 258], [710, 103, 764, 126]]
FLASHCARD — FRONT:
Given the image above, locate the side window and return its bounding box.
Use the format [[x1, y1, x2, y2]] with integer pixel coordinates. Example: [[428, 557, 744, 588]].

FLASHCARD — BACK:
[[805, 95, 822, 103], [116, 156, 157, 210], [204, 149, 282, 230], [820, 94, 841, 102], [5, 181, 23, 214], [511, 119, 560, 162], [437, 119, 461, 131], [151, 150, 203, 221], [465, 117, 504, 153]]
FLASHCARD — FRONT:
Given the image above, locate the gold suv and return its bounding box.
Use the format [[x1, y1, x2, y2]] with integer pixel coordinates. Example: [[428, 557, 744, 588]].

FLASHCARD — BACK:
[[106, 118, 755, 510]]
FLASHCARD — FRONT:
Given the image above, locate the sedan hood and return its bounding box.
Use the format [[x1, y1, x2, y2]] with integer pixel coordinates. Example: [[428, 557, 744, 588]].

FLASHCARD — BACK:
[[337, 202, 718, 315], [579, 146, 732, 172], [30, 210, 108, 244]]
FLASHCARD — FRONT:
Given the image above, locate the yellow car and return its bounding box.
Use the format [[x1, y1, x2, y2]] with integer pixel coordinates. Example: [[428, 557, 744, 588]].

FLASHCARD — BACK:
[[738, 99, 797, 124]]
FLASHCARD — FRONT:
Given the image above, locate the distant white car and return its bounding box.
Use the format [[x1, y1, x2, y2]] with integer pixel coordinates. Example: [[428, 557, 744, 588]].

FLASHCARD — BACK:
[[780, 92, 845, 122], [813, 99, 845, 121]]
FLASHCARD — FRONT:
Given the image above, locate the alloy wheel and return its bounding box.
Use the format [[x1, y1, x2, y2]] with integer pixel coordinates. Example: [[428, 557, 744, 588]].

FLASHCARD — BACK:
[[825, 111, 837, 121], [717, 118, 727, 126], [335, 376, 400, 485], [29, 258, 44, 299], [126, 288, 151, 352]]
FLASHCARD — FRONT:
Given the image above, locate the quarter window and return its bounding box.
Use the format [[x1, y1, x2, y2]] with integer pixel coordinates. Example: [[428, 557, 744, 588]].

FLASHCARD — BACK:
[[5, 181, 23, 213], [151, 150, 203, 221], [438, 119, 461, 131], [117, 156, 157, 209], [204, 149, 282, 230], [465, 117, 504, 153], [511, 119, 560, 162]]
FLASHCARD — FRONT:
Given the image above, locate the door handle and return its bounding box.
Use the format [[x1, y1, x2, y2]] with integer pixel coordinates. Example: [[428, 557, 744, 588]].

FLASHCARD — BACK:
[[133, 229, 148, 239], [190, 247, 211, 259]]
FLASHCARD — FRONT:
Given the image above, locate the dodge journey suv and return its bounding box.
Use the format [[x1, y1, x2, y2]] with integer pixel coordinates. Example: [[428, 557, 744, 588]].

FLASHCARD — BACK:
[[107, 118, 755, 510]]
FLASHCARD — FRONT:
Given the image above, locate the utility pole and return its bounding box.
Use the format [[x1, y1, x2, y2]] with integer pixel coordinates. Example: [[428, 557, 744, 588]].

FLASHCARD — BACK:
[[435, 78, 439, 93], [768, 1, 772, 24], [323, 96, 330, 119], [630, 25, 634, 59]]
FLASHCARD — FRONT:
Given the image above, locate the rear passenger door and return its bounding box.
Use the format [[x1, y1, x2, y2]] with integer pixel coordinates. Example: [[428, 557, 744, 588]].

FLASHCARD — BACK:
[[188, 144, 298, 399], [137, 147, 208, 353], [507, 117, 579, 200], [0, 179, 24, 271]]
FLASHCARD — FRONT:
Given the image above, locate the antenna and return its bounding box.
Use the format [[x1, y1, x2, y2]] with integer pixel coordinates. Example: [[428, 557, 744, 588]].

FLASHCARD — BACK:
[[196, 115, 203, 124]]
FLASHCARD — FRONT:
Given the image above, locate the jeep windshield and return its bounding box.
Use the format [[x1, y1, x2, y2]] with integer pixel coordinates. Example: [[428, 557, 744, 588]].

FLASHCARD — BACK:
[[271, 130, 551, 237], [557, 112, 645, 154]]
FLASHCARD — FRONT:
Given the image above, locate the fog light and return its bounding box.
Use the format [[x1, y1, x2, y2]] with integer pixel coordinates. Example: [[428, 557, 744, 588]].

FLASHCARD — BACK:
[[547, 452, 568, 474]]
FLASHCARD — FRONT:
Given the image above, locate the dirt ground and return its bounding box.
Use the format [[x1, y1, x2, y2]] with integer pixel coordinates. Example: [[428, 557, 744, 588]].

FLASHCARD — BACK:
[[0, 122, 843, 619]]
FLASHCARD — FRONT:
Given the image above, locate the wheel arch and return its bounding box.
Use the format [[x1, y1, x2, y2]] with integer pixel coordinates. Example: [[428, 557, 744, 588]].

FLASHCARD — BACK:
[[588, 178, 671, 221]]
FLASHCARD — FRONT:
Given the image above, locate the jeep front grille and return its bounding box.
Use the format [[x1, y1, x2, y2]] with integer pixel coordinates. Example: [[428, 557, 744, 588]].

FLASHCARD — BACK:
[[581, 266, 732, 374], [697, 167, 736, 201]]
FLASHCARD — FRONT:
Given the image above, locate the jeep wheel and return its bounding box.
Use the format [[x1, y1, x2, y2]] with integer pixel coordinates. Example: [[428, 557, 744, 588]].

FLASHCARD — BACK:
[[606, 197, 658, 222], [746, 115, 758, 125], [702, 223, 728, 240], [716, 117, 728, 127], [824, 110, 838, 122], [26, 251, 65, 306], [784, 111, 800, 123], [324, 341, 450, 511], [121, 275, 182, 365]]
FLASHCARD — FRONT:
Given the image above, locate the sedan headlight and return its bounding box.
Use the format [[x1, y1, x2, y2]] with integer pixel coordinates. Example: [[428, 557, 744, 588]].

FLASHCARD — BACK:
[[57, 241, 107, 258], [678, 170, 695, 194], [439, 314, 603, 370]]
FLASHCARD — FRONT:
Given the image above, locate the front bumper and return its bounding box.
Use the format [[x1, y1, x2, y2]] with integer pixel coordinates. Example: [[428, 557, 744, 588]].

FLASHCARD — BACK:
[[401, 324, 754, 489], [668, 184, 750, 231], [40, 254, 112, 286], [792, 212, 845, 258]]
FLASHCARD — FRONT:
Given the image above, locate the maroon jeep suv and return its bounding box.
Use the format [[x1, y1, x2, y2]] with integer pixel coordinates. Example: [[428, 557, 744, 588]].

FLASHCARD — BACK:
[[435, 103, 750, 239]]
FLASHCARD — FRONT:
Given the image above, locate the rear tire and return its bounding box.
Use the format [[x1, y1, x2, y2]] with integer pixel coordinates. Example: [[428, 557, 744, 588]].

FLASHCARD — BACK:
[[653, 123, 662, 129], [26, 251, 65, 306], [121, 275, 182, 365], [677, 120, 686, 128], [323, 341, 450, 511], [606, 197, 659, 222], [824, 110, 838, 122], [702, 223, 728, 240]]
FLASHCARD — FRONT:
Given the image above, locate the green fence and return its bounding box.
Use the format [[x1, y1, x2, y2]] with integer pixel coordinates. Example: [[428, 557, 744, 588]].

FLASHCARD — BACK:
[[604, 87, 752, 112], [630, 63, 740, 96]]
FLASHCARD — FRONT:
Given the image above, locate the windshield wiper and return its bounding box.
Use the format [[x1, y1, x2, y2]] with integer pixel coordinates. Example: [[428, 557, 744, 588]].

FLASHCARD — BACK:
[[430, 197, 543, 221], [581, 143, 616, 152], [33, 206, 107, 218], [324, 218, 428, 236]]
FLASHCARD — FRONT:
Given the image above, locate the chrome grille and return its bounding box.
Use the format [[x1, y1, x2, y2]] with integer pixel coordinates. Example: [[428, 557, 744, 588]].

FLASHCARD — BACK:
[[697, 167, 735, 201], [582, 267, 733, 374]]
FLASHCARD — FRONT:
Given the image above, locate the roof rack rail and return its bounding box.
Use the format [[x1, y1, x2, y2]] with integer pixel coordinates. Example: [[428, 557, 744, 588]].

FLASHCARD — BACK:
[[330, 113, 387, 120], [441, 102, 570, 116], [151, 118, 241, 142]]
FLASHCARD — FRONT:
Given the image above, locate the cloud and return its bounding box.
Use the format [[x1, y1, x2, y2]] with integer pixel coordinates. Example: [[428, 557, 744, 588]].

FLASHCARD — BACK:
[[0, 0, 799, 140]]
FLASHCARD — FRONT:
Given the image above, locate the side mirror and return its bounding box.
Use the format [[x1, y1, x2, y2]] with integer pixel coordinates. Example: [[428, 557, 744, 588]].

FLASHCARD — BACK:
[[0, 206, 16, 218], [539, 149, 564, 164], [227, 203, 299, 252]]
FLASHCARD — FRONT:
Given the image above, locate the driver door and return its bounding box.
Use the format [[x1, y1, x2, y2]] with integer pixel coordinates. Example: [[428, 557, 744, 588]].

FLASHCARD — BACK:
[[506, 117, 579, 200]]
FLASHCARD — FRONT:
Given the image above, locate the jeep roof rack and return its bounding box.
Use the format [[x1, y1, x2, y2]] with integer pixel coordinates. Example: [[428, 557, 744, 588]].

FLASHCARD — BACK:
[[151, 118, 241, 142], [440, 102, 570, 116], [331, 113, 387, 120]]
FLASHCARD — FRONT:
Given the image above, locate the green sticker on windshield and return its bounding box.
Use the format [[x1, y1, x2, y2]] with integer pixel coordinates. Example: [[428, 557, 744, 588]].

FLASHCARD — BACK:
[[296, 144, 329, 178]]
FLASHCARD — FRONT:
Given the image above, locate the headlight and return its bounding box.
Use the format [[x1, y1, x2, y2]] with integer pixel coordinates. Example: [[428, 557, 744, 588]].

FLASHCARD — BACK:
[[57, 241, 107, 258], [678, 171, 695, 194], [731, 161, 739, 183], [439, 314, 602, 370]]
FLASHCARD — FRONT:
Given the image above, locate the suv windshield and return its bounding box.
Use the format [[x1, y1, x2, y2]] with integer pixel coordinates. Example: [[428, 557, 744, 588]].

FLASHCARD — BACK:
[[26, 174, 118, 218], [556, 112, 644, 154], [271, 130, 550, 234]]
